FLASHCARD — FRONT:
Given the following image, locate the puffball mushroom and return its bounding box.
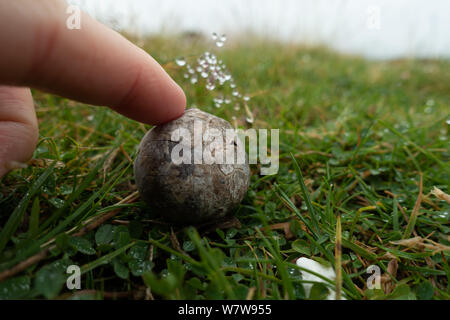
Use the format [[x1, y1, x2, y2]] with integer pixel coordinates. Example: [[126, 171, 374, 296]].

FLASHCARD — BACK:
[[296, 257, 345, 300], [134, 108, 250, 225]]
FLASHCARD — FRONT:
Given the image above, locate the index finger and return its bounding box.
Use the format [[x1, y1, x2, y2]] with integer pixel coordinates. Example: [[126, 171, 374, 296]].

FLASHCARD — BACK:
[[0, 0, 186, 125]]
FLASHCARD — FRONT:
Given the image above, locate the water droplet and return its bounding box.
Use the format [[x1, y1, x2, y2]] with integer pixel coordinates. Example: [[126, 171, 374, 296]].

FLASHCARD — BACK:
[[211, 32, 218, 41], [220, 34, 227, 42], [175, 57, 186, 67], [438, 211, 449, 218]]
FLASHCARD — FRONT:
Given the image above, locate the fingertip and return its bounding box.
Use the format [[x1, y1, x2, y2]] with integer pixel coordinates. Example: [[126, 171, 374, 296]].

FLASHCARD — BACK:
[[137, 47, 186, 124], [138, 58, 187, 125], [158, 77, 187, 125], [113, 59, 187, 126]]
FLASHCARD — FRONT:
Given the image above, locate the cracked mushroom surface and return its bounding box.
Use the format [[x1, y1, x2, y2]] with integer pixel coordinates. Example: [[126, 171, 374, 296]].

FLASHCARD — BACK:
[[134, 108, 250, 224]]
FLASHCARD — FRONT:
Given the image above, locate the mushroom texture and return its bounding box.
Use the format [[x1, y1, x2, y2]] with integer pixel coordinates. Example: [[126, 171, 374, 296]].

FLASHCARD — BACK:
[[134, 108, 250, 225]]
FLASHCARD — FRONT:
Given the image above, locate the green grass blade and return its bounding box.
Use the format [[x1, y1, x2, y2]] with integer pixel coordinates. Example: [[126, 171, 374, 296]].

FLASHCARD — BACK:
[[0, 162, 55, 253], [81, 242, 135, 275], [187, 227, 236, 299], [379, 120, 448, 173], [290, 153, 321, 237], [274, 184, 319, 239], [39, 147, 116, 231], [254, 227, 295, 299], [28, 197, 40, 238]]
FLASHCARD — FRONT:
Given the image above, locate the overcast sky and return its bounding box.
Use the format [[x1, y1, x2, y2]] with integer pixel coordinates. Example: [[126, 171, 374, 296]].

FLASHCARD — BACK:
[[69, 0, 450, 60]]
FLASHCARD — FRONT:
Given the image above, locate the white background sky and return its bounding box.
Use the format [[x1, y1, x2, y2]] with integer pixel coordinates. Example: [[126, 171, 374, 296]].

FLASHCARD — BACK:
[[68, 0, 450, 60]]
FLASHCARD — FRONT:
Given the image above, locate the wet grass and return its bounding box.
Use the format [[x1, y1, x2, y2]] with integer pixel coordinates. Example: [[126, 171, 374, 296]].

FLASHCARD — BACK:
[[0, 34, 449, 300]]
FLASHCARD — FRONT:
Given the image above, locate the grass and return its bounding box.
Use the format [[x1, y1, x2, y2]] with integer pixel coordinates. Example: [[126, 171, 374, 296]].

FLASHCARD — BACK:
[[0, 34, 449, 300]]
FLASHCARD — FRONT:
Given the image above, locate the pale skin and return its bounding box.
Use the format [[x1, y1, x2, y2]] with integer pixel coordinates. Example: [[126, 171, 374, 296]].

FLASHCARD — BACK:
[[0, 0, 186, 177]]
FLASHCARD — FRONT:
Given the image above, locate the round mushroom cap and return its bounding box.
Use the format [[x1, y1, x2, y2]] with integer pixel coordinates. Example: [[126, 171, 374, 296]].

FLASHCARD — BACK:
[[134, 108, 250, 224]]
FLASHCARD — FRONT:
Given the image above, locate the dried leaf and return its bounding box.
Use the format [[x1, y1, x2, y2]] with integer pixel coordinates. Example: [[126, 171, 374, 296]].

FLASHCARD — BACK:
[[378, 252, 397, 260], [269, 222, 294, 239], [431, 186, 450, 204], [391, 236, 450, 254], [381, 259, 398, 294], [391, 236, 424, 248]]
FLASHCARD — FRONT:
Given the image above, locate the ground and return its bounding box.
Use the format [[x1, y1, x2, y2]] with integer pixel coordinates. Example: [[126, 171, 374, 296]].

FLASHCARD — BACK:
[[0, 34, 449, 300]]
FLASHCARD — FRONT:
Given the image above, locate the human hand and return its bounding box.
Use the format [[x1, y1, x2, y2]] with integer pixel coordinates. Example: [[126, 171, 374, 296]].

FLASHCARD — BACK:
[[0, 0, 186, 177]]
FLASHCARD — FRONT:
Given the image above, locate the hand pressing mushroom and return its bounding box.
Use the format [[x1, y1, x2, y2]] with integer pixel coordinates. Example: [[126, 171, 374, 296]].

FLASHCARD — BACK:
[[134, 108, 250, 225]]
